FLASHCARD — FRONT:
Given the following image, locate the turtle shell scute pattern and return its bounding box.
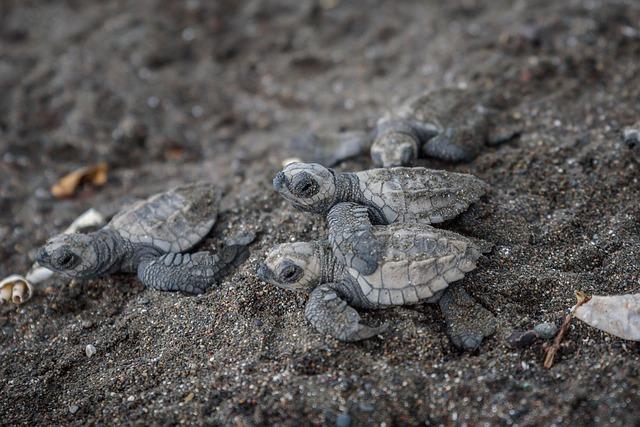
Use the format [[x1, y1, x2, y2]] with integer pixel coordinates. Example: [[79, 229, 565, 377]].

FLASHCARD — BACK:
[[355, 167, 488, 224], [346, 224, 483, 307], [109, 182, 220, 253]]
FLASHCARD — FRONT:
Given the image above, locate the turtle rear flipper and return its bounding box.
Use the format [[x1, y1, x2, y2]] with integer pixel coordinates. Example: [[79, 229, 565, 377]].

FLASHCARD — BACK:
[[438, 285, 496, 350], [137, 233, 254, 295], [305, 283, 388, 342]]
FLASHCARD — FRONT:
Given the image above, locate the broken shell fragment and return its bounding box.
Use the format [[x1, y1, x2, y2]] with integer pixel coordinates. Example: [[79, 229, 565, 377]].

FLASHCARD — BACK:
[[573, 293, 640, 341], [282, 157, 302, 167], [0, 275, 33, 304], [85, 344, 97, 358], [64, 208, 105, 233], [25, 265, 54, 284]]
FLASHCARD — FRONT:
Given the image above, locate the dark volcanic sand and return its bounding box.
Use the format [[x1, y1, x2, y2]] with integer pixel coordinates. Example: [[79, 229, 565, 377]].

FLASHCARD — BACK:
[[1, 0, 640, 425]]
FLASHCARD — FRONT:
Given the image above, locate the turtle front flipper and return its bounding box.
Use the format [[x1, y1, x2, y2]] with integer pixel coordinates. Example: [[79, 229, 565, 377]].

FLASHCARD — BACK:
[[422, 127, 483, 162], [305, 283, 388, 342], [438, 285, 496, 350], [327, 202, 381, 276], [137, 233, 254, 294]]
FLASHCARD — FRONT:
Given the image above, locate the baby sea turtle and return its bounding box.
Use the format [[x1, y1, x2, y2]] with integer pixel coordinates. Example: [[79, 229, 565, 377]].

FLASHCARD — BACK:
[[257, 203, 495, 349], [37, 183, 252, 294], [273, 162, 488, 224], [296, 88, 519, 167]]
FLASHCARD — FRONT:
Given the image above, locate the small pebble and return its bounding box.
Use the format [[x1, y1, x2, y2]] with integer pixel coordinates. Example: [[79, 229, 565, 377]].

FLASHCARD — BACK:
[[147, 96, 160, 108], [181, 27, 195, 42], [138, 297, 150, 305], [69, 405, 79, 414], [253, 319, 263, 327], [336, 379, 352, 392], [506, 330, 538, 348], [335, 413, 352, 427], [623, 124, 640, 148], [85, 344, 97, 358], [282, 157, 302, 167], [359, 402, 375, 412], [35, 188, 50, 200], [534, 322, 558, 340], [81, 320, 93, 329]]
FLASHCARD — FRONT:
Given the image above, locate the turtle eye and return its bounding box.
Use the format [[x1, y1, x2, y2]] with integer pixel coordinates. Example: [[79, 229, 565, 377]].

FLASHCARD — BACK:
[[278, 262, 302, 283], [57, 252, 79, 269], [292, 172, 319, 198]]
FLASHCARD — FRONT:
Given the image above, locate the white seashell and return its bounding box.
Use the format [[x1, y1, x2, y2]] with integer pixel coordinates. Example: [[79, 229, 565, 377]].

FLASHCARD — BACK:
[[85, 344, 97, 358], [0, 275, 33, 304], [0, 208, 106, 305], [64, 208, 105, 233], [0, 282, 12, 302], [282, 157, 302, 167], [25, 266, 54, 284], [573, 293, 640, 341]]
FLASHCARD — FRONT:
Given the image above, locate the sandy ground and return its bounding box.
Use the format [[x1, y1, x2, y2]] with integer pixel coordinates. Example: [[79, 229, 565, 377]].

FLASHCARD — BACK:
[[1, 0, 639, 425]]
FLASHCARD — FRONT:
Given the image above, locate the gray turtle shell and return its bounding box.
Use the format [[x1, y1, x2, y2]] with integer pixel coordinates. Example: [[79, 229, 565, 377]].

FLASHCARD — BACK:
[[390, 87, 489, 134], [354, 167, 488, 224], [108, 182, 220, 253], [343, 223, 487, 307]]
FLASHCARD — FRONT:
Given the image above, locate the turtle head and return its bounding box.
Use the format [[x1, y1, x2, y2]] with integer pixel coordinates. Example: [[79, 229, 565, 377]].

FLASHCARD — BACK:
[[371, 132, 418, 167], [257, 241, 324, 291], [273, 162, 336, 213], [36, 233, 103, 279]]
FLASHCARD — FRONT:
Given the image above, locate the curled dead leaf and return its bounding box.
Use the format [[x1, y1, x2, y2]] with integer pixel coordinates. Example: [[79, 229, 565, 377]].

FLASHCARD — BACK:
[[51, 163, 109, 198], [164, 147, 185, 161]]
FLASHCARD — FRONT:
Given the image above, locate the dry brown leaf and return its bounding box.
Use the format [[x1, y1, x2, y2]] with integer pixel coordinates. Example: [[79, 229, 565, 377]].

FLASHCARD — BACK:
[[574, 293, 640, 341], [164, 147, 185, 161], [51, 163, 109, 198]]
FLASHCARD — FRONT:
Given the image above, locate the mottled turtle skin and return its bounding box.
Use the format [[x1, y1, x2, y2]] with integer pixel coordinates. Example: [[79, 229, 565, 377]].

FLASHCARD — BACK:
[[297, 88, 518, 167], [37, 183, 251, 294], [273, 162, 488, 224], [257, 203, 496, 349]]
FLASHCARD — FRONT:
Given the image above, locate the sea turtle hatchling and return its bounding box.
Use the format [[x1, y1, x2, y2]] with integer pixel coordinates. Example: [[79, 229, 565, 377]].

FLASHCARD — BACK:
[[273, 162, 488, 225], [257, 202, 496, 349], [36, 183, 253, 294], [297, 88, 519, 167]]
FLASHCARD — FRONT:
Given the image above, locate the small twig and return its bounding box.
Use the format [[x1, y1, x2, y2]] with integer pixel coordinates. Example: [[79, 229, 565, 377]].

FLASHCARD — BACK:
[[543, 291, 591, 369]]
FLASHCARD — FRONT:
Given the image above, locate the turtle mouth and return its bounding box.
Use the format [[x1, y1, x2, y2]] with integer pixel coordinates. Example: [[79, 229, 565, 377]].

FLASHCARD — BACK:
[[273, 172, 288, 192], [256, 263, 276, 284], [35, 247, 50, 266]]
